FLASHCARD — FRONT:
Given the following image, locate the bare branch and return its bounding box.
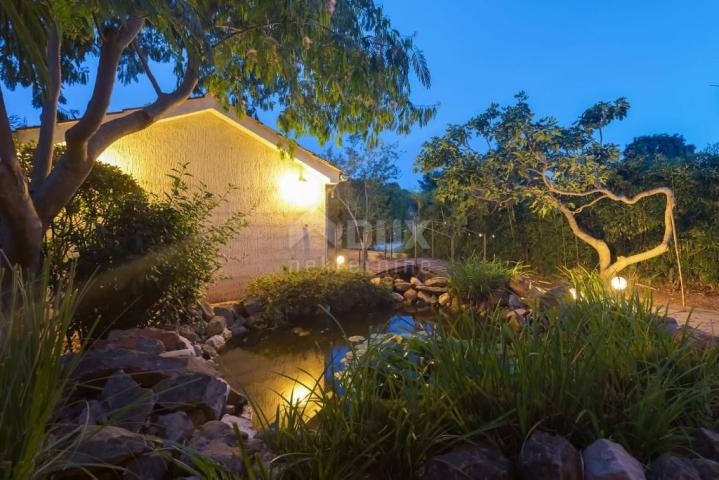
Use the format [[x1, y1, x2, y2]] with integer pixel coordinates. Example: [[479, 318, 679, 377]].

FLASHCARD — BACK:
[[133, 40, 163, 96], [31, 22, 62, 190]]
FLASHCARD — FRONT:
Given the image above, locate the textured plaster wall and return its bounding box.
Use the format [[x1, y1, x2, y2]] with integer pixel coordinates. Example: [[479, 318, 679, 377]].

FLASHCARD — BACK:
[[100, 111, 329, 300]]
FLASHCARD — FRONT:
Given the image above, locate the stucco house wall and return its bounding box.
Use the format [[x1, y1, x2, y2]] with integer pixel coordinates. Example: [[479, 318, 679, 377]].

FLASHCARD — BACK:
[[16, 97, 341, 301]]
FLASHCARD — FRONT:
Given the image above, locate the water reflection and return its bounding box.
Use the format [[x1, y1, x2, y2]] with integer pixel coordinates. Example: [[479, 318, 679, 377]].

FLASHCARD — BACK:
[[219, 311, 430, 426]]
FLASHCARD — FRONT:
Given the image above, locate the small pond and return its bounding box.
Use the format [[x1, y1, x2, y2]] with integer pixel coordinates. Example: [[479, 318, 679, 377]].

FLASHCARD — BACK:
[[219, 309, 436, 426]]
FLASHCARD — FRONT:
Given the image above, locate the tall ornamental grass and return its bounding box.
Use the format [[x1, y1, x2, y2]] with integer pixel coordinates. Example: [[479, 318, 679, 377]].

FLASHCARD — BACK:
[[448, 257, 526, 301], [262, 276, 719, 479], [0, 266, 86, 480]]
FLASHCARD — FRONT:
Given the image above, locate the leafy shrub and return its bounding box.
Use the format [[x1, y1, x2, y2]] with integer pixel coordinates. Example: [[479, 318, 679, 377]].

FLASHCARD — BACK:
[[0, 266, 87, 480], [245, 267, 394, 325], [17, 142, 246, 334], [263, 280, 719, 478], [448, 257, 525, 302]]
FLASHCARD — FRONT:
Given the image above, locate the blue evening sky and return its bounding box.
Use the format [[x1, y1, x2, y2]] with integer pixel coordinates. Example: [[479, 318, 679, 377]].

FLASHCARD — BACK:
[[5, 0, 719, 189]]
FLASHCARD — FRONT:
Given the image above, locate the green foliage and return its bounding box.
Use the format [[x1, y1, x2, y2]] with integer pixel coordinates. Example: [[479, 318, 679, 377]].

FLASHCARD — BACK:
[[2, 0, 435, 144], [448, 258, 524, 301], [18, 143, 246, 332], [245, 267, 394, 325], [68, 164, 245, 333], [0, 265, 87, 480], [263, 283, 719, 478]]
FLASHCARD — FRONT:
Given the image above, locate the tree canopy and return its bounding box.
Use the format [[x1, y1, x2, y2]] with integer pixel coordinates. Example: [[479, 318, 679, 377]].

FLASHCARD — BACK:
[[0, 0, 435, 270], [416, 93, 676, 280]]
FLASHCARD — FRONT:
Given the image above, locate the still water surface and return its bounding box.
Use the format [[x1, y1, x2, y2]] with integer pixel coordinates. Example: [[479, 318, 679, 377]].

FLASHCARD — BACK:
[[219, 310, 432, 426]]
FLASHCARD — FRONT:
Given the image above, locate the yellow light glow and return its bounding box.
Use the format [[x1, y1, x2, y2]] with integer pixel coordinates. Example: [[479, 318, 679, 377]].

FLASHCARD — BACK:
[[288, 384, 312, 405], [610, 276, 628, 291], [96, 148, 129, 171], [336, 255, 346, 266], [279, 170, 323, 208], [568, 287, 577, 300]]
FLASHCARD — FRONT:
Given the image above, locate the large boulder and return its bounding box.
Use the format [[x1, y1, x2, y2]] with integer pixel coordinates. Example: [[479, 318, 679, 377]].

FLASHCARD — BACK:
[[508, 275, 542, 298], [583, 439, 646, 480], [63, 425, 151, 468], [648, 454, 700, 479], [391, 292, 405, 303], [518, 431, 582, 480], [189, 421, 246, 474], [108, 327, 193, 352], [101, 370, 157, 432], [70, 347, 220, 388], [394, 280, 413, 293], [213, 306, 237, 325], [422, 443, 513, 480], [154, 372, 230, 420], [205, 334, 226, 351]]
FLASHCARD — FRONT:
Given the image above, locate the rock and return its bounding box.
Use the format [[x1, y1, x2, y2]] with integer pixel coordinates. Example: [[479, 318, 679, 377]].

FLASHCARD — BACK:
[[66, 425, 151, 466], [583, 439, 646, 480], [242, 296, 264, 315], [394, 280, 413, 292], [70, 347, 220, 388], [229, 324, 249, 337], [648, 454, 700, 479], [695, 428, 719, 462], [410, 276, 424, 286], [213, 306, 236, 325], [692, 458, 719, 479], [508, 293, 525, 309], [190, 421, 247, 474], [178, 324, 199, 343], [348, 335, 365, 343], [404, 288, 418, 303], [417, 290, 438, 305], [391, 292, 405, 302], [438, 292, 451, 307], [105, 334, 166, 354], [381, 276, 395, 286], [202, 344, 218, 360], [506, 310, 527, 332], [423, 443, 513, 479], [158, 347, 196, 359], [425, 276, 450, 287], [245, 314, 267, 329], [222, 328, 233, 340], [205, 334, 226, 351], [508, 275, 541, 298], [207, 316, 227, 336], [154, 372, 230, 420], [108, 328, 193, 352], [370, 277, 382, 285], [519, 431, 582, 480], [415, 285, 449, 294], [220, 414, 257, 441], [101, 370, 156, 432], [199, 301, 215, 320], [123, 454, 168, 480], [54, 399, 107, 427], [152, 411, 195, 443]]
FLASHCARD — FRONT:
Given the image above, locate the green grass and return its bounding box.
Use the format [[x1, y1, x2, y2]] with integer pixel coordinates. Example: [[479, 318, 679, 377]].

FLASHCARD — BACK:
[[245, 267, 394, 326], [259, 275, 719, 479], [447, 257, 526, 302], [0, 266, 87, 480]]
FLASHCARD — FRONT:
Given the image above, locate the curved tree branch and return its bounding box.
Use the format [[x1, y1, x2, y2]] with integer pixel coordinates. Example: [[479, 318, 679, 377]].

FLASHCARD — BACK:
[[30, 21, 62, 191]]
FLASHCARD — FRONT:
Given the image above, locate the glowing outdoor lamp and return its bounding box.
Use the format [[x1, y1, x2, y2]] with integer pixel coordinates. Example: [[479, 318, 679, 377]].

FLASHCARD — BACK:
[[279, 169, 321, 207], [568, 287, 578, 300], [336, 255, 346, 267], [610, 276, 628, 291]]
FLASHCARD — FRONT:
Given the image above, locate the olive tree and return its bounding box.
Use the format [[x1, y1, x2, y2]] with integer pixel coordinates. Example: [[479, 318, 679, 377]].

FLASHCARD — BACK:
[[0, 0, 434, 271], [416, 93, 676, 281]]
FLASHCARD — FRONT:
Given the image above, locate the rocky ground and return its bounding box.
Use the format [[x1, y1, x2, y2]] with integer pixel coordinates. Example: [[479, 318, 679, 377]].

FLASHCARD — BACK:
[[52, 310, 267, 479], [422, 430, 719, 480]]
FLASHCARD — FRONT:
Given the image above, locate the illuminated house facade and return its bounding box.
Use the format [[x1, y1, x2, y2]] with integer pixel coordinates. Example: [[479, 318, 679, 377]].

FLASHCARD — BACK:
[[16, 97, 342, 300]]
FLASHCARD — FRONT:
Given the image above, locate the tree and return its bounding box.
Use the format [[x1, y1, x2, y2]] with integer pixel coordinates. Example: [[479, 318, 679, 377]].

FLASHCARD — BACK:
[[0, 0, 435, 271], [326, 136, 402, 269], [416, 93, 676, 281]]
